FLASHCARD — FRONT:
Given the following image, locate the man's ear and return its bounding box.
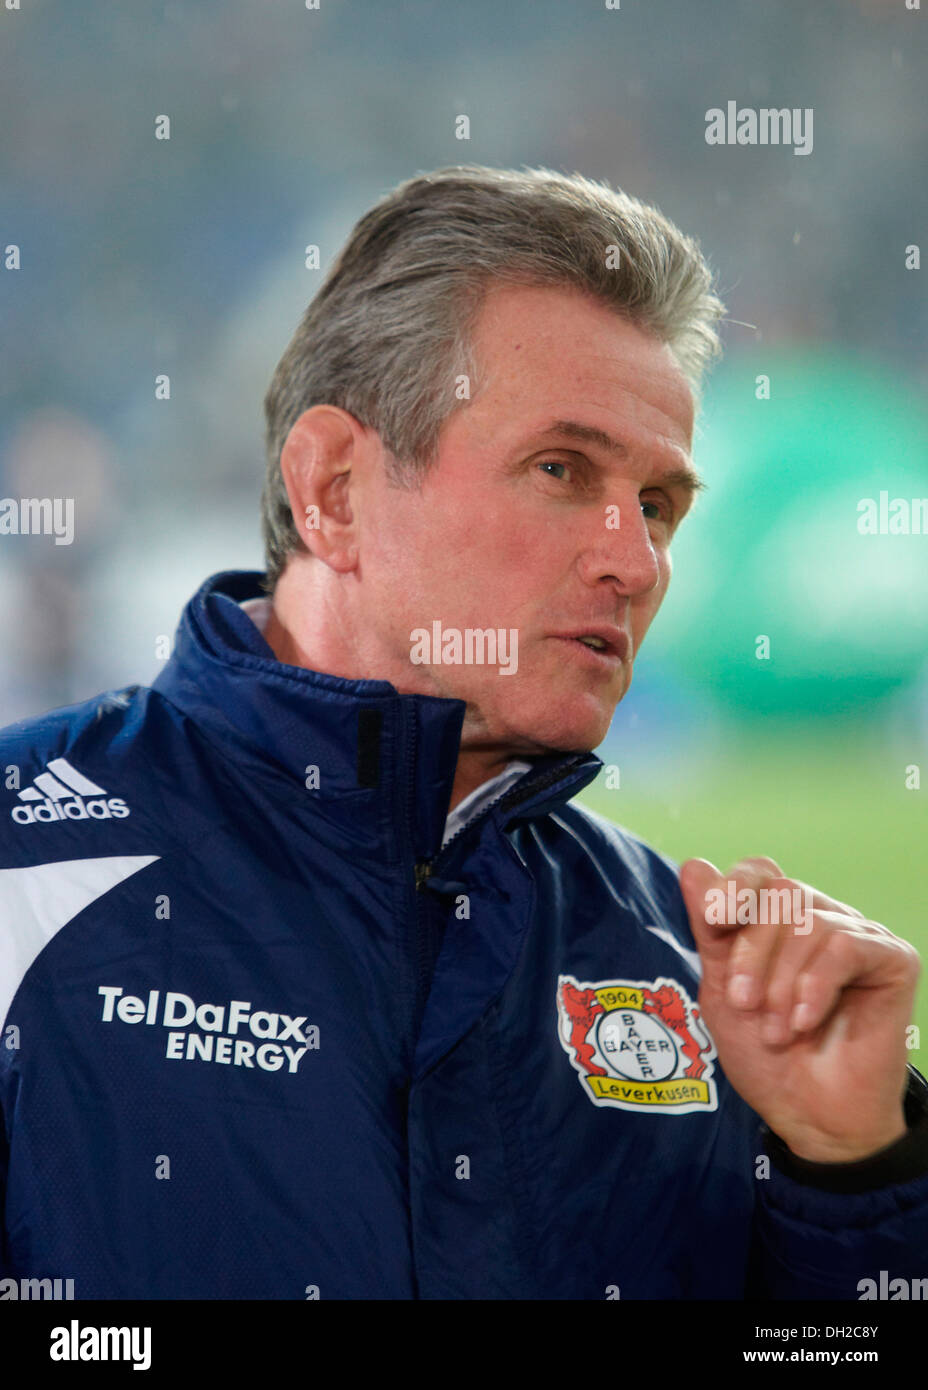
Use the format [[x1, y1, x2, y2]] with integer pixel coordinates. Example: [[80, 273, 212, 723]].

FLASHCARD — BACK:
[[280, 406, 364, 574]]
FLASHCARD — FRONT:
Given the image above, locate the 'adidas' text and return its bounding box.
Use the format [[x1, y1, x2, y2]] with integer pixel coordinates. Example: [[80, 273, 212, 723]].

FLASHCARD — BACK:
[[10, 757, 131, 826]]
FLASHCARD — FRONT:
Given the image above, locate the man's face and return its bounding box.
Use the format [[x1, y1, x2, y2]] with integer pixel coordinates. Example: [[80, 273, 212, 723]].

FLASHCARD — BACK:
[[358, 281, 699, 756]]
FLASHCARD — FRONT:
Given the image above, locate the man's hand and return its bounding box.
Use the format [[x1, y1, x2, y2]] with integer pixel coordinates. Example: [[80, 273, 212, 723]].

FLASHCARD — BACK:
[[679, 856, 920, 1163]]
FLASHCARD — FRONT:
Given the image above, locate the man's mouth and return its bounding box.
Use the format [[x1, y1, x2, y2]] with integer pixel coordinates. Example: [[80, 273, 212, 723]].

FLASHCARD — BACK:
[[549, 627, 630, 665]]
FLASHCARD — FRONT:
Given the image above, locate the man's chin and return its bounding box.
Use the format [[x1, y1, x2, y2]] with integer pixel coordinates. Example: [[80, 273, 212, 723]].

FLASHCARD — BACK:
[[546, 694, 622, 752], [457, 683, 621, 757], [501, 708, 616, 758]]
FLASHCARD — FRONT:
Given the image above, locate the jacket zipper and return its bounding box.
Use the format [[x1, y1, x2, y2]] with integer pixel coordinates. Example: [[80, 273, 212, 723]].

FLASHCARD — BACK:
[[410, 750, 592, 1037], [413, 753, 591, 892], [404, 713, 431, 1039]]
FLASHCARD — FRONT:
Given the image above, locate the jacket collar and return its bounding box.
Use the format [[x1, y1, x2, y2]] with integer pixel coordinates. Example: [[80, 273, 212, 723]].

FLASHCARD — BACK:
[[152, 571, 603, 859]]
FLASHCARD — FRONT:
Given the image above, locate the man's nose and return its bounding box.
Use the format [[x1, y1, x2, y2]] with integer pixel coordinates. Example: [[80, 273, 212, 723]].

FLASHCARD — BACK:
[[576, 503, 662, 595]]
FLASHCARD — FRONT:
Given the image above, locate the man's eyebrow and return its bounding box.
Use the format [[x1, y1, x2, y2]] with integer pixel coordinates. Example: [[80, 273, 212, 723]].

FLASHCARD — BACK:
[[533, 418, 707, 498]]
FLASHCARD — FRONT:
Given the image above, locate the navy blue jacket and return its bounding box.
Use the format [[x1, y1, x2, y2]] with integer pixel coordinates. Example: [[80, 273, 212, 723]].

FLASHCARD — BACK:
[[2, 570, 927, 1299]]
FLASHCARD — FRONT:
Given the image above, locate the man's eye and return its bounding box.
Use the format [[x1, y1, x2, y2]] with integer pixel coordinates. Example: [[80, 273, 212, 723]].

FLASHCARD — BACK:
[[641, 497, 672, 523], [538, 460, 572, 481]]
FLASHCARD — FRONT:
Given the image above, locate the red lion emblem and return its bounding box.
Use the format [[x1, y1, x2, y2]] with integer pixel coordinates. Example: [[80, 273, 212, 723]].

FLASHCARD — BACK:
[[642, 983, 711, 1079], [559, 980, 606, 1076]]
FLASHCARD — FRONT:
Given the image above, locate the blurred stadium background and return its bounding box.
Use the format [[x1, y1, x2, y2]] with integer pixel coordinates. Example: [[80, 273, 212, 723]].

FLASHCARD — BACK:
[[1, 0, 926, 1062]]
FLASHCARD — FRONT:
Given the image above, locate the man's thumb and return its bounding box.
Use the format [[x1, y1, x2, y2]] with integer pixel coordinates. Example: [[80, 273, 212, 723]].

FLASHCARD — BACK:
[[679, 858, 725, 946]]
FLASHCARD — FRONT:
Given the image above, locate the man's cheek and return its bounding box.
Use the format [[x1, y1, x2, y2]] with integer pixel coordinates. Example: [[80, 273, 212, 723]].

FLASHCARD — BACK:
[[649, 560, 672, 610], [632, 593, 665, 651], [660, 550, 673, 590]]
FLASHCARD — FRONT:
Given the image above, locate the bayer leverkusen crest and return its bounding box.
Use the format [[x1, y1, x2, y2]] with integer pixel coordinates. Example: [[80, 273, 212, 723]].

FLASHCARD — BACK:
[[557, 974, 718, 1115]]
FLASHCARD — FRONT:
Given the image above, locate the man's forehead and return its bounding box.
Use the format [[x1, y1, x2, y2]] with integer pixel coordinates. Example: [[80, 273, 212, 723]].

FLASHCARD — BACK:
[[469, 282, 696, 444]]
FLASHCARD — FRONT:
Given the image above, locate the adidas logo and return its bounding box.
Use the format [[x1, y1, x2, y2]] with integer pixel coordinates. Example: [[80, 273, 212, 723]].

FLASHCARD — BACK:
[[11, 757, 130, 826]]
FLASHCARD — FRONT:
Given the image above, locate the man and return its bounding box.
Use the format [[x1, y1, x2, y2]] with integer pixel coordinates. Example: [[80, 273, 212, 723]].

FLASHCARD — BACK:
[[1, 165, 926, 1300]]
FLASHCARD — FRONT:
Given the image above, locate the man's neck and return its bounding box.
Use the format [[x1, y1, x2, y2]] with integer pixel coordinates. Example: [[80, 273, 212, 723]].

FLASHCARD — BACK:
[[445, 751, 528, 813], [260, 597, 526, 814]]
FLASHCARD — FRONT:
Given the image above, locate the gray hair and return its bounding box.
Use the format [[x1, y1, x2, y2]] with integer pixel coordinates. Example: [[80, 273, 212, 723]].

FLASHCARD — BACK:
[[261, 164, 725, 590]]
